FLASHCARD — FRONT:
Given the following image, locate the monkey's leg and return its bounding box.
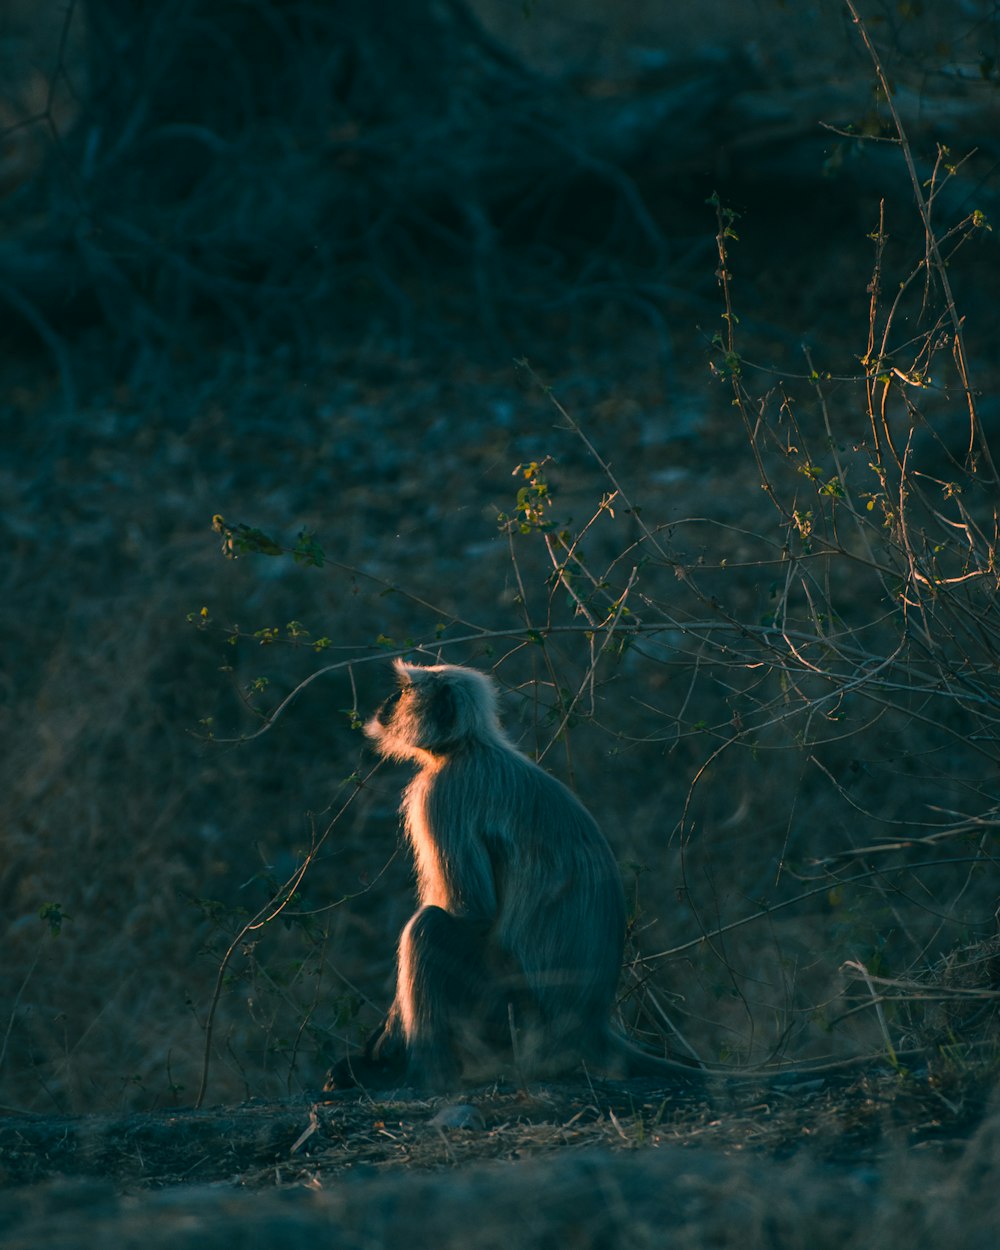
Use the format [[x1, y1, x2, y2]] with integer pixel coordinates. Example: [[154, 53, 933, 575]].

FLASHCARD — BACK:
[[365, 1006, 406, 1066], [327, 906, 495, 1092], [396, 904, 495, 1092], [324, 1010, 406, 1090]]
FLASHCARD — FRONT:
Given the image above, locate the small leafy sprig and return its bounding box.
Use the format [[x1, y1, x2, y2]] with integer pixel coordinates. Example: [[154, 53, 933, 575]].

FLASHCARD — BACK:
[[212, 515, 326, 567]]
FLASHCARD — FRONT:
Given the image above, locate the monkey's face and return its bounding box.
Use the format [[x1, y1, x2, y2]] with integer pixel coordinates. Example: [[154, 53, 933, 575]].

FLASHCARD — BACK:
[[365, 676, 425, 762], [365, 675, 450, 762], [365, 661, 500, 762], [374, 688, 403, 724]]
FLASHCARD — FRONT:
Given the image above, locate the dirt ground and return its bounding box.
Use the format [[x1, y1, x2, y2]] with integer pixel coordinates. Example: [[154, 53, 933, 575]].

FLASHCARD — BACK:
[[2, 1065, 998, 1247]]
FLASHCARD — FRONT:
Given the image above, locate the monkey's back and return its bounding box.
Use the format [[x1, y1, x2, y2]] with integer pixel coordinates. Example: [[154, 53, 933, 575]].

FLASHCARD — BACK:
[[417, 740, 626, 1025]]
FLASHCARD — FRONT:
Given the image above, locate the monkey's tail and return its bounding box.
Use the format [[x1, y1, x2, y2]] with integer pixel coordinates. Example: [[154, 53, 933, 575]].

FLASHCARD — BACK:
[[604, 1031, 707, 1085], [603, 1031, 898, 1091]]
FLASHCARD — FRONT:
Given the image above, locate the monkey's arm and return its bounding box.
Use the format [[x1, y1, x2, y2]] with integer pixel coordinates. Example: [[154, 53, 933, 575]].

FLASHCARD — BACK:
[[445, 824, 500, 926], [420, 782, 501, 925]]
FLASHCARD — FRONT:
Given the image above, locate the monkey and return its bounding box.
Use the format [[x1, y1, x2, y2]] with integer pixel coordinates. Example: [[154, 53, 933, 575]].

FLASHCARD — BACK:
[[330, 659, 704, 1093]]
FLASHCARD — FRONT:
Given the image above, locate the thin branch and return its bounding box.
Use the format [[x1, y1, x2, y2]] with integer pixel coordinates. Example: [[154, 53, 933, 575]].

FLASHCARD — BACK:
[[649, 857, 995, 963], [842, 0, 998, 483], [195, 761, 382, 1108]]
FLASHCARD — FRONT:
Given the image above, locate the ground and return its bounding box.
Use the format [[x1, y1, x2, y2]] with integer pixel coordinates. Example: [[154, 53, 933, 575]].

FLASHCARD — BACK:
[[2, 1066, 998, 1245]]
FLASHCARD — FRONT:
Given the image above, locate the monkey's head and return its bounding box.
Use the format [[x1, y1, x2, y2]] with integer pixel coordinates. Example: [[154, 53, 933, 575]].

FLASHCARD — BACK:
[[365, 660, 503, 762]]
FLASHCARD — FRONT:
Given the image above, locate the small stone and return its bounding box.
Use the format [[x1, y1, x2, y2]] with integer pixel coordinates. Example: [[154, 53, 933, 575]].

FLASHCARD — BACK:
[[429, 1104, 485, 1130]]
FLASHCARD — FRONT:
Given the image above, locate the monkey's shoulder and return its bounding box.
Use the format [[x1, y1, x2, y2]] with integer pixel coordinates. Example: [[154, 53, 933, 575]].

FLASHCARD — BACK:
[[428, 738, 575, 793], [422, 739, 609, 842]]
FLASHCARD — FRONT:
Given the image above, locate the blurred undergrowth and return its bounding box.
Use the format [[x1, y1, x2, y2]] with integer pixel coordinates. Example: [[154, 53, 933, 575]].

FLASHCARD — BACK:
[[1, 0, 999, 1113], [160, 0, 995, 1100], [190, 111, 1000, 1097]]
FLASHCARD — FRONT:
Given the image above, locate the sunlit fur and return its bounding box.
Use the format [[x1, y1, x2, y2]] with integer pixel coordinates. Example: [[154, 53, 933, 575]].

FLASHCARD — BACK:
[[356, 660, 703, 1091]]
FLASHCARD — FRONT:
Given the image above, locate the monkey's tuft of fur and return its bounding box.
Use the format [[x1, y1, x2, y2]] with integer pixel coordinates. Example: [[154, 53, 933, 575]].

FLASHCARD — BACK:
[[336, 660, 703, 1093]]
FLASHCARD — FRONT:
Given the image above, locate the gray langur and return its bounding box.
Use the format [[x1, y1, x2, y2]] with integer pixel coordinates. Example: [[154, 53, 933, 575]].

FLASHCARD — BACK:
[[331, 659, 703, 1093]]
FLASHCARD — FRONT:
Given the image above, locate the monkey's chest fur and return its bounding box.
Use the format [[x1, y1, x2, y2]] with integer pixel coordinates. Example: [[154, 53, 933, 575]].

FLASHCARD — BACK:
[[401, 743, 626, 1014]]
